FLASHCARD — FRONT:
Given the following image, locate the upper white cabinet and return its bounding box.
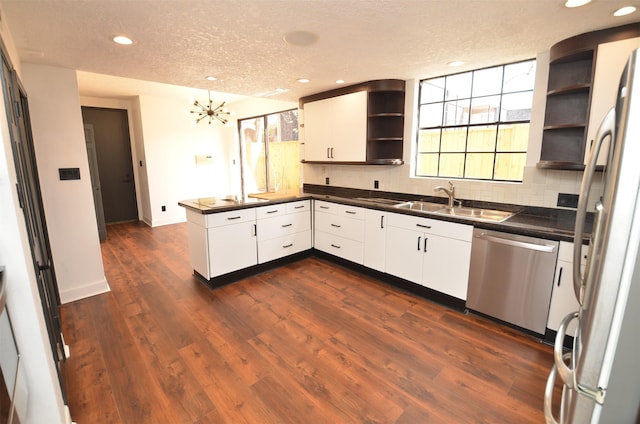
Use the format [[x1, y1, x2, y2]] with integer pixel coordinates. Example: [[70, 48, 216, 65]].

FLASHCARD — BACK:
[[303, 91, 367, 162], [300, 79, 405, 165], [585, 37, 640, 166]]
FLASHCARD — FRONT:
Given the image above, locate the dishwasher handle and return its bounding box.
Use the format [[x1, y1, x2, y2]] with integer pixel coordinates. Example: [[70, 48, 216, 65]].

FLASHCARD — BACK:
[[476, 232, 556, 253]]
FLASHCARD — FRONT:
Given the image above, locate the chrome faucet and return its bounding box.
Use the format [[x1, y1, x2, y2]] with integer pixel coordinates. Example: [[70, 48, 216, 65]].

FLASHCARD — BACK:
[[434, 181, 456, 208]]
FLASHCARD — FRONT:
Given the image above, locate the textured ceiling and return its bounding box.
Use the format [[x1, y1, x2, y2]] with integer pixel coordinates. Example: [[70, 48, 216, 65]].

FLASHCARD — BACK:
[[2, 0, 640, 102]]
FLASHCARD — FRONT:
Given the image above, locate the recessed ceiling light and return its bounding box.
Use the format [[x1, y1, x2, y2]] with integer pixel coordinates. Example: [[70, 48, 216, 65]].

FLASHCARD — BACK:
[[112, 35, 133, 45], [564, 0, 591, 7], [297, 78, 310, 83], [283, 31, 319, 46], [613, 5, 637, 16], [448, 61, 465, 67], [205, 76, 217, 81], [336, 79, 345, 84]]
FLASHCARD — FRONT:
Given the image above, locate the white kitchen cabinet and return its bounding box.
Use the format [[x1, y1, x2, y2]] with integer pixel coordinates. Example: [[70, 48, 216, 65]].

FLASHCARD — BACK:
[[364, 209, 387, 272], [256, 200, 311, 264], [313, 200, 365, 264], [385, 213, 472, 300], [303, 91, 367, 162], [207, 209, 257, 278], [585, 37, 640, 166], [187, 208, 257, 279], [547, 241, 588, 335]]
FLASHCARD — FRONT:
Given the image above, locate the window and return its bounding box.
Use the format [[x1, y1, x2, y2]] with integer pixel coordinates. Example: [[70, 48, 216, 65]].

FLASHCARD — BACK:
[[238, 109, 300, 195], [416, 59, 536, 181]]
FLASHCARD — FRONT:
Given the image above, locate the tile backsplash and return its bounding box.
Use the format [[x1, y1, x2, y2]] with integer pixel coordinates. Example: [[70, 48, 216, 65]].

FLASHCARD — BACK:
[[302, 164, 604, 210]]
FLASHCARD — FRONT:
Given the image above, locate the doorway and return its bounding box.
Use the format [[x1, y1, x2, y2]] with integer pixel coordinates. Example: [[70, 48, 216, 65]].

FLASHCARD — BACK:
[[81, 107, 138, 232]]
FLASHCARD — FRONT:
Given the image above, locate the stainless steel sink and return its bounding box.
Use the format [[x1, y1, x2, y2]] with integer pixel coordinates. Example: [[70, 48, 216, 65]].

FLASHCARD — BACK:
[[434, 206, 514, 222], [394, 201, 447, 212]]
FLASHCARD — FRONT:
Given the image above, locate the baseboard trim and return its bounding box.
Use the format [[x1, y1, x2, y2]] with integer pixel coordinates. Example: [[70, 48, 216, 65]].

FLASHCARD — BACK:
[[60, 276, 110, 304]]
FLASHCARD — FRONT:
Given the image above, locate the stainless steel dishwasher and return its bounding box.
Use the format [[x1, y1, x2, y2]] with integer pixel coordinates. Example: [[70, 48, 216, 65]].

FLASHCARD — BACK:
[[467, 228, 559, 334]]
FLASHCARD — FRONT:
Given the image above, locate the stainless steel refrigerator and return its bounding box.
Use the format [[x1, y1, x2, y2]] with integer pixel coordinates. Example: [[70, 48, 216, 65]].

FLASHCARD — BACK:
[[543, 49, 640, 423]]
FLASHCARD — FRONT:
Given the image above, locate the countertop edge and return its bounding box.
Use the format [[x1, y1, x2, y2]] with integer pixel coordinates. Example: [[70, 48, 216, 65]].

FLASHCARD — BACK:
[[178, 193, 587, 244]]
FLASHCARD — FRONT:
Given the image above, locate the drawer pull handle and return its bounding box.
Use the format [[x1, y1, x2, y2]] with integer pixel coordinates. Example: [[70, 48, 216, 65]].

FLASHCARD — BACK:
[[282, 223, 292, 228], [319, 206, 329, 209], [345, 210, 356, 215], [294, 205, 305, 209], [227, 216, 241, 220], [330, 244, 341, 249], [331, 223, 341, 228], [266, 209, 279, 214], [416, 223, 431, 229], [282, 243, 293, 248]]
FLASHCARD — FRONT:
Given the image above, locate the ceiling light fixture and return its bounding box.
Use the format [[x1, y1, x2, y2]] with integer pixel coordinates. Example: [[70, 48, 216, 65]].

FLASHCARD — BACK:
[[205, 76, 217, 81], [297, 78, 310, 83], [189, 90, 231, 125], [112, 35, 133, 45], [336, 79, 345, 84], [564, 0, 591, 7], [613, 5, 637, 16], [448, 61, 465, 67]]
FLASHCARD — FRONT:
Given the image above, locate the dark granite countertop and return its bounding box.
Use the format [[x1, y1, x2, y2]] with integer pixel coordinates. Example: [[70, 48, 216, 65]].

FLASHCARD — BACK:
[[178, 185, 592, 243]]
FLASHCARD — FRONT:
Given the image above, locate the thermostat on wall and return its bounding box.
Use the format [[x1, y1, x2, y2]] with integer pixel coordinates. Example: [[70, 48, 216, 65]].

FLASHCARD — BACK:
[[58, 168, 80, 180]]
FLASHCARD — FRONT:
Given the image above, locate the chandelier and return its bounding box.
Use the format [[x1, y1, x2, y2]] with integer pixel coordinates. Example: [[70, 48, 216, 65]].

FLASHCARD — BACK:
[[190, 90, 231, 125]]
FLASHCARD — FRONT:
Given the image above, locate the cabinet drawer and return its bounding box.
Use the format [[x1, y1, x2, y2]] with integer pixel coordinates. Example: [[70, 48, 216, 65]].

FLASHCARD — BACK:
[[558, 240, 588, 264], [256, 204, 286, 219], [314, 200, 365, 219], [387, 212, 472, 242], [206, 208, 256, 227], [286, 200, 310, 214], [314, 231, 364, 264], [257, 212, 311, 241], [258, 230, 312, 264], [315, 211, 365, 242]]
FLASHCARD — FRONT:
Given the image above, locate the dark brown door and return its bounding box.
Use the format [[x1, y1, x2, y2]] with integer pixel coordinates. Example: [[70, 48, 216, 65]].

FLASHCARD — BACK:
[[81, 107, 138, 223], [0, 49, 67, 400]]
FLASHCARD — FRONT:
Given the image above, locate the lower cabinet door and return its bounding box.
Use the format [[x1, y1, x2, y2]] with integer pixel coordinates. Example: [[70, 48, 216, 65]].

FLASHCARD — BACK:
[[421, 234, 471, 300], [258, 230, 311, 264], [208, 221, 257, 277], [314, 231, 364, 264], [385, 226, 424, 284]]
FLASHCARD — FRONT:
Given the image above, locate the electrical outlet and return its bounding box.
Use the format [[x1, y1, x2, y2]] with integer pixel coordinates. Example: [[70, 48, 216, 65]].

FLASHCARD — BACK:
[[325, 177, 330, 185], [374, 180, 379, 189], [161, 205, 166, 212]]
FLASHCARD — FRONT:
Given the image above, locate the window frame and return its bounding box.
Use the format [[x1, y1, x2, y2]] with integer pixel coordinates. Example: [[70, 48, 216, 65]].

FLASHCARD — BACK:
[[415, 58, 536, 182], [237, 108, 299, 196]]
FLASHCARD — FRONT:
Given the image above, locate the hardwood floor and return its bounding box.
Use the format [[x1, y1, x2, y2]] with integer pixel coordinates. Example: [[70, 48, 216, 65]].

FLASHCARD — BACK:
[[62, 221, 559, 423]]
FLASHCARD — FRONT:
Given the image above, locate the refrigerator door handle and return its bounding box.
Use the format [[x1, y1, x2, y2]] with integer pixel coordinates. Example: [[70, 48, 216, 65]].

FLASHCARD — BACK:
[[573, 107, 615, 302], [544, 351, 573, 424], [554, 311, 579, 388]]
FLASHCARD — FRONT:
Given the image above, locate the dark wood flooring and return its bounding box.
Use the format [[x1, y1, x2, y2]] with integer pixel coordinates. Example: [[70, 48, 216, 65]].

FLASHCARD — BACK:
[[61, 221, 559, 423]]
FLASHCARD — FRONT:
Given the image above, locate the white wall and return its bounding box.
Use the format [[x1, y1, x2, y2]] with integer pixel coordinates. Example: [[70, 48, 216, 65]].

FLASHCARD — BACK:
[[0, 31, 68, 424], [302, 51, 604, 209], [21, 64, 109, 304], [137, 91, 237, 226]]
